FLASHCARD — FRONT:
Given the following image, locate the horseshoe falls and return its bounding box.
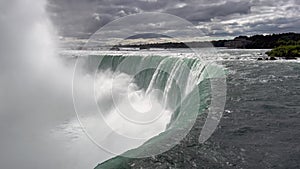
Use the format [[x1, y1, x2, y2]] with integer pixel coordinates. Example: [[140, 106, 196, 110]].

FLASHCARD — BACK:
[[66, 51, 221, 168]]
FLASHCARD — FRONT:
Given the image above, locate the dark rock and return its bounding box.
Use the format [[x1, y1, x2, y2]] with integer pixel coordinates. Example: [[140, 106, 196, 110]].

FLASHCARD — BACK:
[[285, 57, 297, 60], [110, 46, 120, 51]]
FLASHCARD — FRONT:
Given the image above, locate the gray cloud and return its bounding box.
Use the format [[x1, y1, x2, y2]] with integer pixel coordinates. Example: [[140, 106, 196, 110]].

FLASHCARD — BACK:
[[47, 0, 300, 39], [166, 1, 251, 22]]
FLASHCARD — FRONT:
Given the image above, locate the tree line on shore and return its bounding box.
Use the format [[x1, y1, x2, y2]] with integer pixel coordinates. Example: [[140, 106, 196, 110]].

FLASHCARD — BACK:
[[212, 32, 300, 49], [117, 32, 300, 49], [116, 32, 300, 59]]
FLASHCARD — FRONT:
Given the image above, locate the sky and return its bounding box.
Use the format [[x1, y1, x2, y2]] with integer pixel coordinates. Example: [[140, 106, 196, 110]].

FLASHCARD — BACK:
[[47, 0, 300, 41]]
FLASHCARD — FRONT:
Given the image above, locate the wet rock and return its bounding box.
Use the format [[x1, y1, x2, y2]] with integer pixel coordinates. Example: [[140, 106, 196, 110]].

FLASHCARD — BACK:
[[284, 57, 297, 60]]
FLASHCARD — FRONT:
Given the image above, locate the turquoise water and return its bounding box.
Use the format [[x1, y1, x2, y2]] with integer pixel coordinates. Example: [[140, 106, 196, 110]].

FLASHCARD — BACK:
[[84, 54, 217, 168], [90, 49, 300, 169]]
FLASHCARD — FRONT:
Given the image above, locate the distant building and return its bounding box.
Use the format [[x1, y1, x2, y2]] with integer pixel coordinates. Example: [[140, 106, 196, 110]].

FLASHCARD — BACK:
[[225, 37, 252, 48]]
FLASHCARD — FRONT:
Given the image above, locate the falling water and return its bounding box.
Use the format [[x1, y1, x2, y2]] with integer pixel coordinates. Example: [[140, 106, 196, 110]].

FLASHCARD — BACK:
[[0, 1, 213, 168]]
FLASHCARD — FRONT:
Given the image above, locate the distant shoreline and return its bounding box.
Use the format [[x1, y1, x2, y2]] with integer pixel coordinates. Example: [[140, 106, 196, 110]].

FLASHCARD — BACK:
[[110, 32, 300, 50]]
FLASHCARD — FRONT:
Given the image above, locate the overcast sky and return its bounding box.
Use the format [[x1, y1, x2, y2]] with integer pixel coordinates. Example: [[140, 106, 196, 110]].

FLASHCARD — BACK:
[[47, 0, 300, 40]]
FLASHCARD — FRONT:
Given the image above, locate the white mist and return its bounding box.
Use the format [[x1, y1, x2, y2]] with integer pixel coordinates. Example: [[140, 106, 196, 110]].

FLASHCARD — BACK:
[[0, 1, 173, 168], [0, 0, 111, 168]]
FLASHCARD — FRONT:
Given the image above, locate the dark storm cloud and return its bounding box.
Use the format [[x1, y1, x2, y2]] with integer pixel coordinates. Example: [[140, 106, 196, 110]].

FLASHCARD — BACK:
[[166, 1, 251, 22], [47, 0, 300, 39], [47, 0, 169, 37], [196, 0, 300, 37]]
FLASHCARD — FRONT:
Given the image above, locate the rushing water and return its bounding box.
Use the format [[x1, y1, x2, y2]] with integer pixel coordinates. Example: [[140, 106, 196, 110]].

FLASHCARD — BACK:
[[66, 48, 299, 169], [71, 51, 218, 158], [58, 48, 300, 168]]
